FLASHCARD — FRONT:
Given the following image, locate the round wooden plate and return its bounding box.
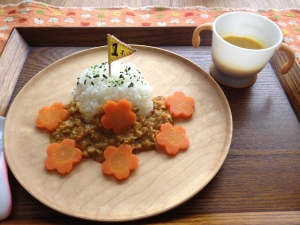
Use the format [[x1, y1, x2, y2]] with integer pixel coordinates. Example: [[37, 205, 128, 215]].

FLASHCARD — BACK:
[[4, 45, 232, 222]]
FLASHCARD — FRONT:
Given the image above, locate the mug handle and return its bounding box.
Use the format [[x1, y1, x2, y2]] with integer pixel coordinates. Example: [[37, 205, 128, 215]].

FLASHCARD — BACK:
[[192, 22, 213, 48], [279, 43, 295, 74]]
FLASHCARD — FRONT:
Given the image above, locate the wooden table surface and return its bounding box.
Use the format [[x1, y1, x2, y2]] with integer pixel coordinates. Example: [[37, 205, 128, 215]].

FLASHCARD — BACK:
[[1, 0, 300, 224]]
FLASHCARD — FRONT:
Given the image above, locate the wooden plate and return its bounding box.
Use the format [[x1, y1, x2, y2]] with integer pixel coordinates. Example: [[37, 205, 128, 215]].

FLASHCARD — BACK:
[[4, 45, 232, 222]]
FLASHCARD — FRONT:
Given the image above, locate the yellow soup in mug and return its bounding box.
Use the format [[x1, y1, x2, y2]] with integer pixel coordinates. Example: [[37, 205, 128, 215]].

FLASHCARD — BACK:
[[222, 36, 264, 50]]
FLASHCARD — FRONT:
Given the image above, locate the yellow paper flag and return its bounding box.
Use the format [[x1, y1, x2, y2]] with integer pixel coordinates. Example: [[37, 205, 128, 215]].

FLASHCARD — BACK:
[[107, 34, 137, 64]]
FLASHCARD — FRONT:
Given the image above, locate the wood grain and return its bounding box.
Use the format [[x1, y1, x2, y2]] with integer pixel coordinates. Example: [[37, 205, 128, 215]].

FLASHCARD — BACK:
[[16, 27, 212, 47], [270, 50, 300, 121], [0, 29, 29, 116], [2, 210, 300, 225]]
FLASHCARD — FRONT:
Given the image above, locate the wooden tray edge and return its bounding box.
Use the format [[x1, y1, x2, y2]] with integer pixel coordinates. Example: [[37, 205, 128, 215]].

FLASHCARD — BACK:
[[270, 50, 300, 121], [155, 211, 300, 224], [0, 29, 29, 116], [15, 26, 212, 47]]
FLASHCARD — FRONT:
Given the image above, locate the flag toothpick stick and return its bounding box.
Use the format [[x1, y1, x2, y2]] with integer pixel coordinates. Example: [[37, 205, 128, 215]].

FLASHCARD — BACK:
[[107, 34, 112, 77]]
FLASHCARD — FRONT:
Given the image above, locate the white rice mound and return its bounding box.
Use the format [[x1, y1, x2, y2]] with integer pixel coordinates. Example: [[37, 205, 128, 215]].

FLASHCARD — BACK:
[[72, 61, 153, 121]]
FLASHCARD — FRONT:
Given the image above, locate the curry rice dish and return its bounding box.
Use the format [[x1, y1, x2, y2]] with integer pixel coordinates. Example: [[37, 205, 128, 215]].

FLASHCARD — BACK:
[[50, 61, 172, 163]]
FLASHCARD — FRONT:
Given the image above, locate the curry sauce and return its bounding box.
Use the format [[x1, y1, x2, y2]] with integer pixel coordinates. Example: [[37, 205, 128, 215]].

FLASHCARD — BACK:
[[50, 96, 172, 163]]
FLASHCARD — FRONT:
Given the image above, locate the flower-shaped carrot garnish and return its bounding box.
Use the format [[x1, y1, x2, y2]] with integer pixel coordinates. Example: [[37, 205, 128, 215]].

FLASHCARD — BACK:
[[165, 91, 195, 118], [44, 139, 82, 175], [102, 144, 139, 180], [156, 123, 189, 155], [101, 99, 136, 134], [35, 102, 70, 132]]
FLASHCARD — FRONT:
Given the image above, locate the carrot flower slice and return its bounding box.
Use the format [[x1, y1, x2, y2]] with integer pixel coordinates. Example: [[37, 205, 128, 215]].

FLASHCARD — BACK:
[[44, 139, 82, 175], [156, 123, 189, 155], [102, 144, 139, 180], [101, 99, 136, 134], [35, 102, 70, 132], [165, 91, 195, 118]]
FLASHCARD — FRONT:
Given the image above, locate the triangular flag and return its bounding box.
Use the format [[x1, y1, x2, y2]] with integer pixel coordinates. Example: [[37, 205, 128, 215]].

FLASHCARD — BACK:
[[107, 34, 137, 63]]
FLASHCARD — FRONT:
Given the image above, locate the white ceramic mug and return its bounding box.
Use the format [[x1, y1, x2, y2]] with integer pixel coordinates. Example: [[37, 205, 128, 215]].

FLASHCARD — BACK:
[[192, 12, 295, 88]]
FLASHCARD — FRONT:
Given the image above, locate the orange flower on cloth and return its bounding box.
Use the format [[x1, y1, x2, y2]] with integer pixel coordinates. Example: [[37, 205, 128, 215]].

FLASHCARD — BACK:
[[101, 99, 136, 134], [165, 91, 195, 118], [44, 139, 82, 175], [102, 144, 139, 180], [35, 102, 70, 132], [156, 123, 189, 155]]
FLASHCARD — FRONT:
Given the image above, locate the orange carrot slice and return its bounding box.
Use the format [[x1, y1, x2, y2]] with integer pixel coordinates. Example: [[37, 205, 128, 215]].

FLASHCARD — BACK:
[[156, 123, 189, 155], [44, 139, 82, 175], [165, 91, 195, 118], [35, 102, 70, 132], [102, 144, 139, 180], [101, 99, 136, 134]]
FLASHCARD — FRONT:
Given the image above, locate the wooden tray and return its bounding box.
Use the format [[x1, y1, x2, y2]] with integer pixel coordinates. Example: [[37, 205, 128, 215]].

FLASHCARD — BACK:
[[1, 27, 300, 224]]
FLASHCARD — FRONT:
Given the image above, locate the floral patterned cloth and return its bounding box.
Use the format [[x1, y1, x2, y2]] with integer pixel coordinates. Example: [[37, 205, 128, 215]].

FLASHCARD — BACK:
[[1, 0, 300, 64]]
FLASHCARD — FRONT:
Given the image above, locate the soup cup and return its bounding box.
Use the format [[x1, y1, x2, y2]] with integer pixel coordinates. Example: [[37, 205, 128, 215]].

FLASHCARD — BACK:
[[192, 12, 295, 88]]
